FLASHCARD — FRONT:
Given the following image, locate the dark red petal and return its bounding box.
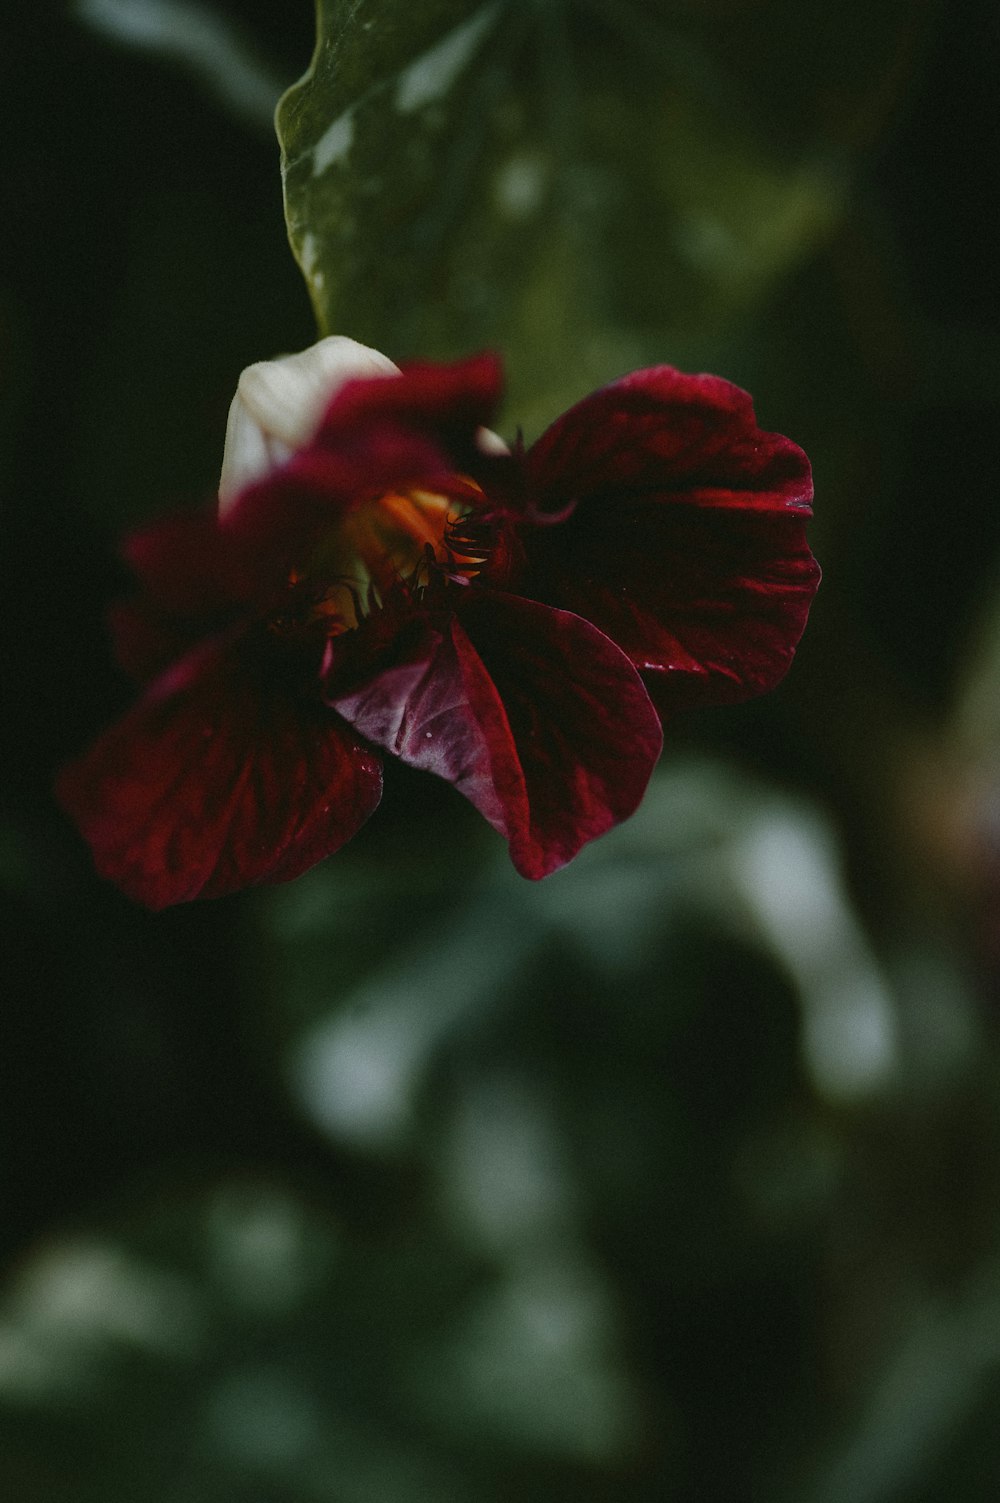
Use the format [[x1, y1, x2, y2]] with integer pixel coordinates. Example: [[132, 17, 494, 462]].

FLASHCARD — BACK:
[[318, 353, 504, 451], [107, 598, 208, 684], [326, 594, 662, 878], [121, 511, 247, 614], [221, 437, 452, 590], [527, 366, 813, 515], [521, 508, 819, 709], [221, 356, 507, 581], [56, 637, 382, 909], [110, 514, 255, 691], [520, 366, 819, 706]]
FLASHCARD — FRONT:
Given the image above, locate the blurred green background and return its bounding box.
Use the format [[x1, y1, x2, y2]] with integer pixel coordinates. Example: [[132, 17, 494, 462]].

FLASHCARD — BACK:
[[2, 1, 1000, 1498]]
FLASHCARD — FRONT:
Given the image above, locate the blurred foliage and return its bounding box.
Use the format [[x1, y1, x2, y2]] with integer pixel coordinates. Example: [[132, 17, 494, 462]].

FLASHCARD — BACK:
[[4, 0, 1000, 1499]]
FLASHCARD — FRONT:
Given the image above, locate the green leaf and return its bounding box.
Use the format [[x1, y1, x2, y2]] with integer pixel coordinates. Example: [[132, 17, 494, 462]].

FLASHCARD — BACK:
[[277, 0, 920, 425]]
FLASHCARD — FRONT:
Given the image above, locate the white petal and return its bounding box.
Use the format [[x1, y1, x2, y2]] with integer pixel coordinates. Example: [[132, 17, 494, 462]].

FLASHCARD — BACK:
[[476, 425, 509, 456], [218, 336, 399, 513]]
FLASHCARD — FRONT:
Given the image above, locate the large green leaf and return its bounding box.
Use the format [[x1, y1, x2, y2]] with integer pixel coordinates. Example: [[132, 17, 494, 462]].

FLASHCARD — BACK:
[[277, 0, 922, 425]]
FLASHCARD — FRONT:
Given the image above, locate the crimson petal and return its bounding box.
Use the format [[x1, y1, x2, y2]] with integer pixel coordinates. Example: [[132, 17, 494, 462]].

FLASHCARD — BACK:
[[122, 511, 248, 615], [222, 356, 507, 585], [57, 637, 382, 908], [110, 512, 255, 684], [522, 366, 819, 706], [527, 366, 813, 514], [107, 597, 210, 684], [327, 594, 662, 878], [317, 353, 503, 454]]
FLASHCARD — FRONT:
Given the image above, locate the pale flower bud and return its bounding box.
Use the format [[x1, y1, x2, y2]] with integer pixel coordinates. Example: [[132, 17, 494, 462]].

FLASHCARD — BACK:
[[218, 335, 400, 513]]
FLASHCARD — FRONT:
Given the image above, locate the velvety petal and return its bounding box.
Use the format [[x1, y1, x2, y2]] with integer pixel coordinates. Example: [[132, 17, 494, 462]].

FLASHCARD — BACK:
[[107, 598, 208, 684], [520, 507, 819, 708], [326, 594, 662, 878], [121, 511, 249, 615], [221, 437, 453, 594], [110, 511, 253, 684], [526, 365, 813, 516], [220, 355, 510, 584], [316, 353, 504, 458], [520, 366, 819, 706], [56, 637, 382, 909], [110, 509, 257, 686]]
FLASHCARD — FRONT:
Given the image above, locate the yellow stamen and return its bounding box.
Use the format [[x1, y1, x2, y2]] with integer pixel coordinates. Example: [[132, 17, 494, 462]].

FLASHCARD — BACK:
[[301, 486, 486, 634]]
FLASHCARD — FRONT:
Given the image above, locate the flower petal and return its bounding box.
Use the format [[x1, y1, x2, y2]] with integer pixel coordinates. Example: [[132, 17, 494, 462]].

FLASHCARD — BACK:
[[56, 637, 382, 908], [220, 355, 508, 594], [121, 511, 246, 615], [109, 513, 253, 684], [326, 594, 662, 878], [315, 352, 503, 456], [521, 366, 818, 706], [527, 365, 813, 515], [218, 336, 401, 511], [107, 598, 205, 684]]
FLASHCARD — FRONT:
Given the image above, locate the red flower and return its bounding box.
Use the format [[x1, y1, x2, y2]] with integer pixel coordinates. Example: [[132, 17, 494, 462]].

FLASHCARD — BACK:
[[57, 340, 819, 908]]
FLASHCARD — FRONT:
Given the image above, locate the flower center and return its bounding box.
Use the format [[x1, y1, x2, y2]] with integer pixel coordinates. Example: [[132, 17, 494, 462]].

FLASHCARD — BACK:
[[281, 487, 490, 637]]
